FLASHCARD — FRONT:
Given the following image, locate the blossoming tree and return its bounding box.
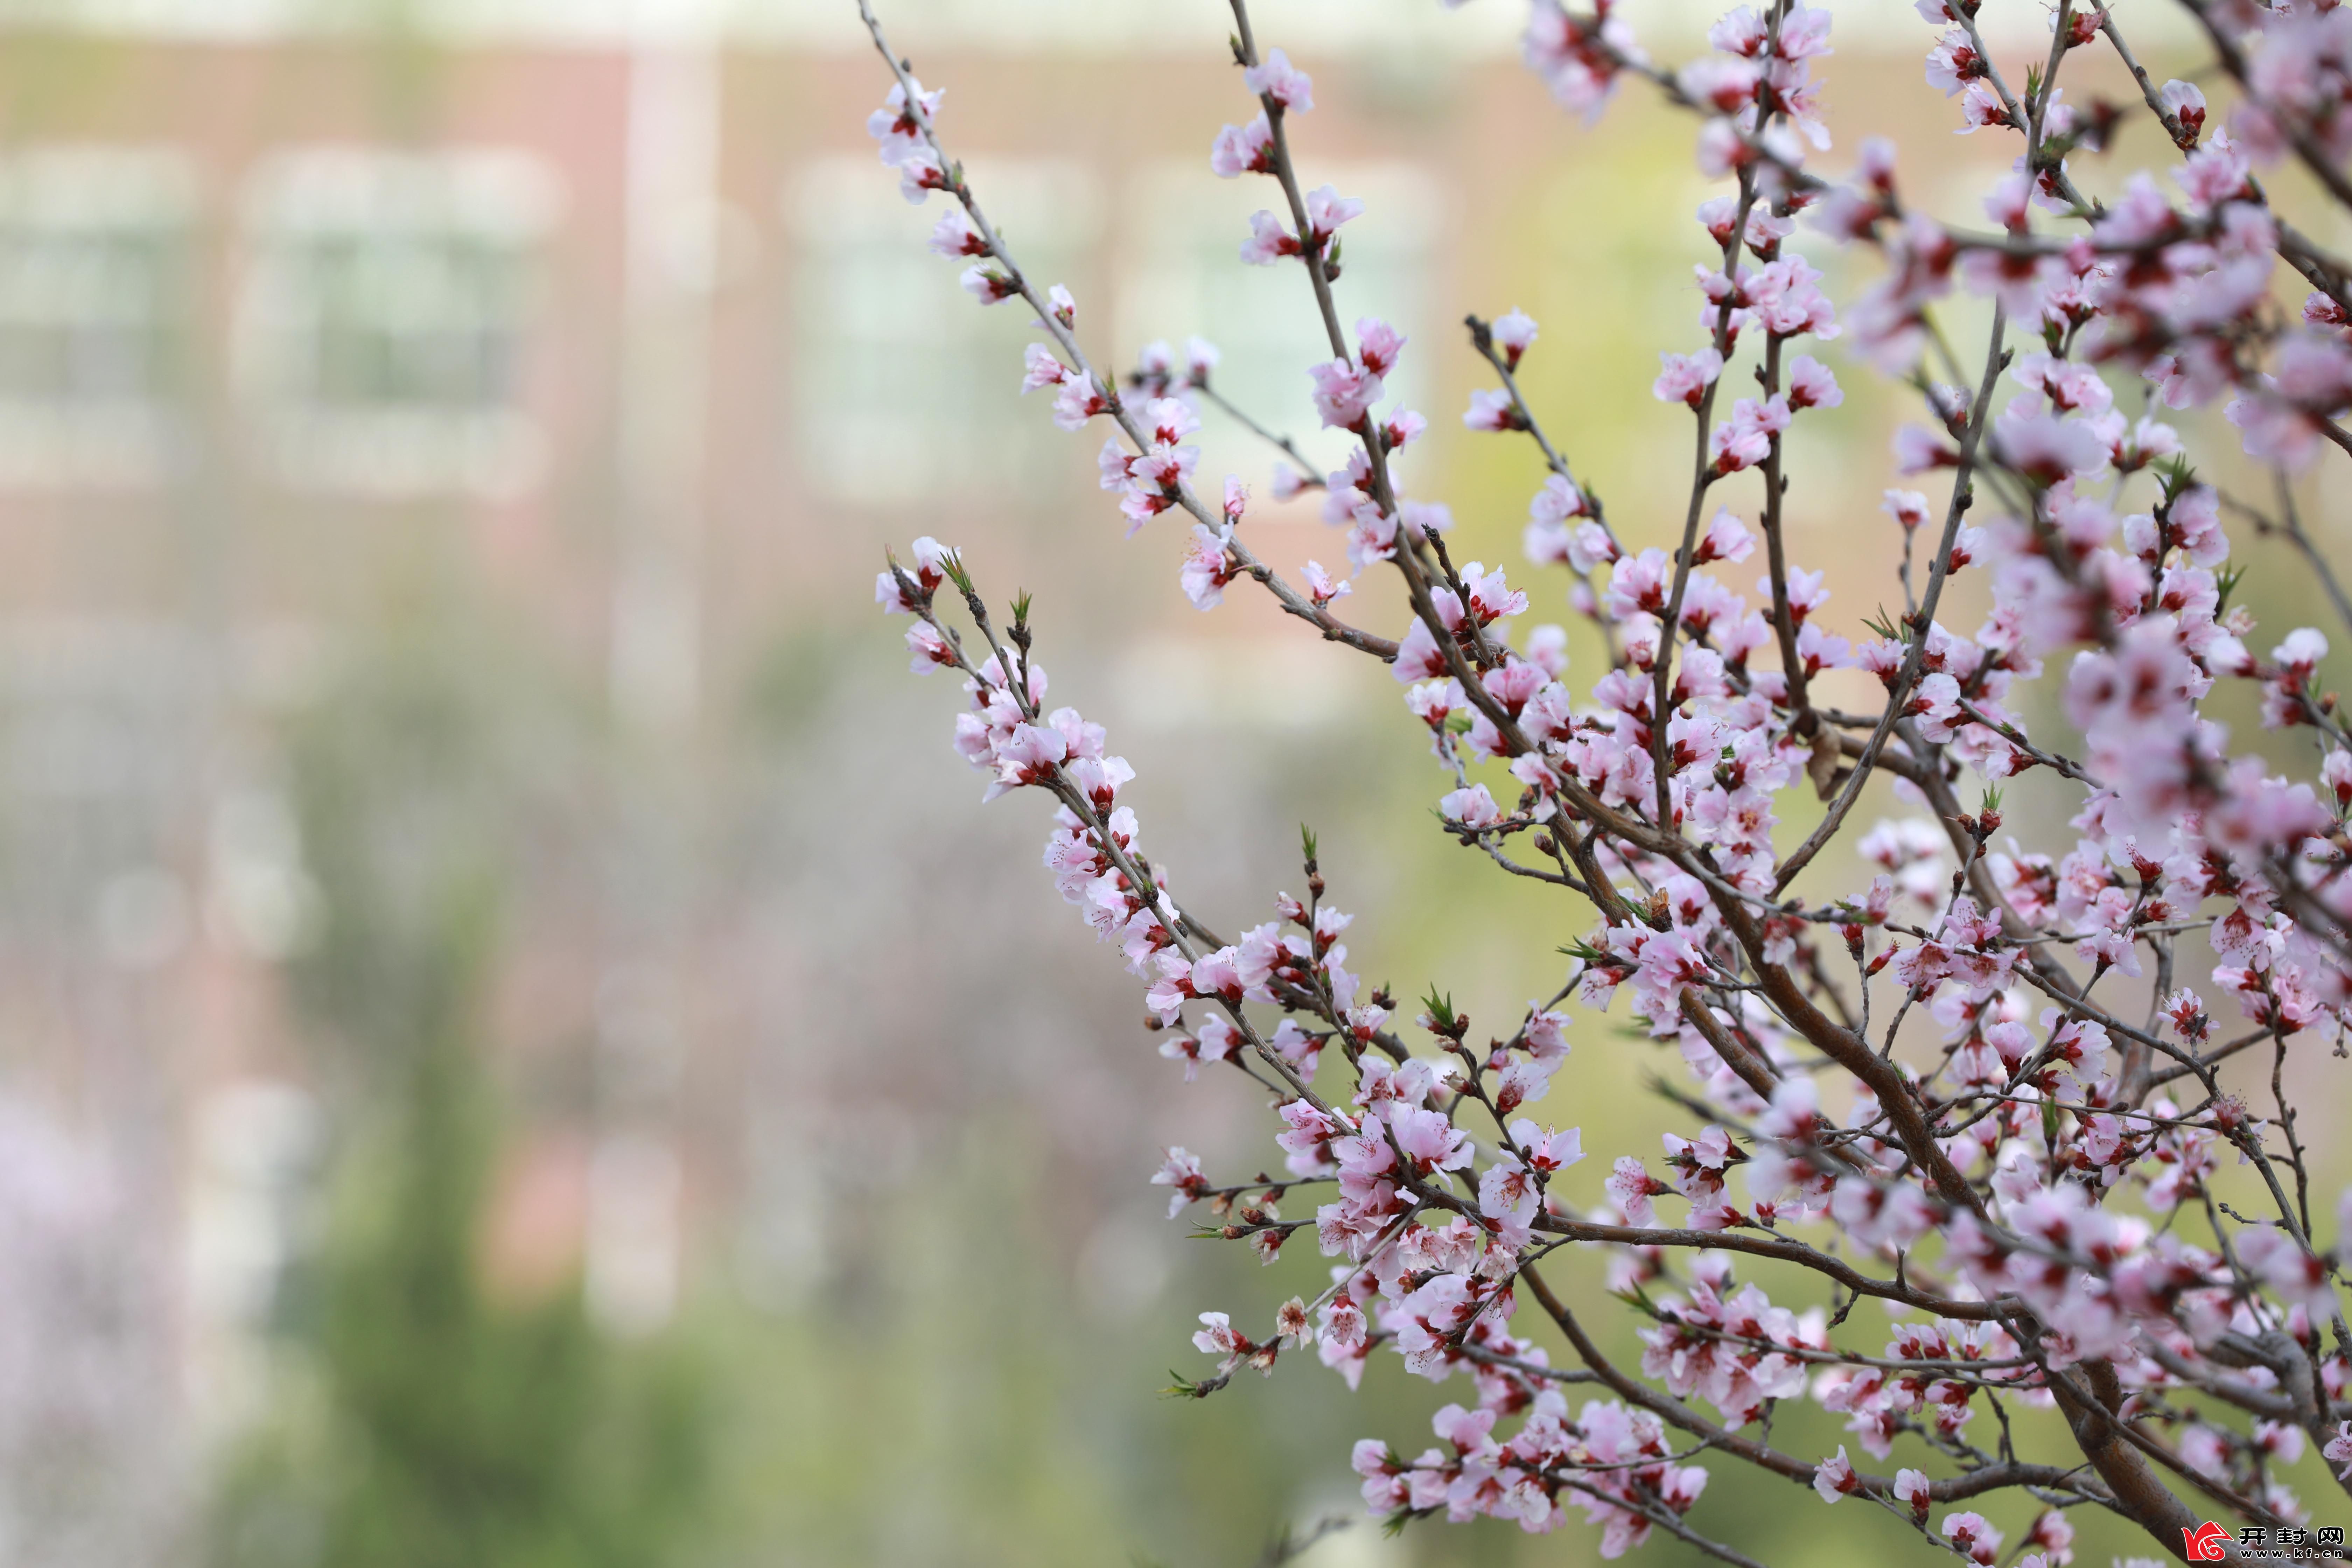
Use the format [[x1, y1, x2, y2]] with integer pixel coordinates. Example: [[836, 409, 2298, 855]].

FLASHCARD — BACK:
[[863, 0, 2352, 1558]]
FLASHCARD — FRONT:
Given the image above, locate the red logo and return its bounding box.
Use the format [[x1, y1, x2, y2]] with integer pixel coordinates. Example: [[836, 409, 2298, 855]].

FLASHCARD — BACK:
[[2182, 1521, 2231, 1562]]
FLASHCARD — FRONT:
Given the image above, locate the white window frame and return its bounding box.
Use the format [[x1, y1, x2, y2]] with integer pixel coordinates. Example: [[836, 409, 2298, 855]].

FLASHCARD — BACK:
[[234, 146, 561, 500], [786, 155, 1100, 507], [0, 145, 197, 491]]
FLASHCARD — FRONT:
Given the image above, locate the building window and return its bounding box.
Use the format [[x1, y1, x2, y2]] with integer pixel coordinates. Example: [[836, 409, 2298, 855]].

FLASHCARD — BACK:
[[0, 147, 195, 490], [1118, 161, 1438, 490], [236, 148, 560, 499], [788, 156, 1098, 507]]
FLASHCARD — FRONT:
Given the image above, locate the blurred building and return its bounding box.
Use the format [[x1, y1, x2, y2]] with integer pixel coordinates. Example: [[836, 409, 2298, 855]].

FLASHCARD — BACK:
[[0, 0, 1532, 1377], [0, 4, 1521, 1545]]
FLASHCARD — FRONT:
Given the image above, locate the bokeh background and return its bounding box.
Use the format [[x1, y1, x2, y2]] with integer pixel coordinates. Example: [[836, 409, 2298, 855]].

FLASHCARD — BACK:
[[2, 0, 2351, 1563]]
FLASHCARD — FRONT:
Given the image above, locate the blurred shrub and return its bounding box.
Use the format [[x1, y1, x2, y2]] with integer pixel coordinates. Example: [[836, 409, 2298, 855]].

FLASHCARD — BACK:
[[204, 615, 714, 1568]]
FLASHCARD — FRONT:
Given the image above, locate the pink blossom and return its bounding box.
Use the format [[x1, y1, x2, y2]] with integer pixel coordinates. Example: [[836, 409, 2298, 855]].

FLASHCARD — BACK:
[[1210, 112, 1278, 178], [1605, 548, 1672, 620], [1387, 1103, 1472, 1175], [1524, 624, 1569, 679], [2238, 1226, 2336, 1311], [875, 535, 951, 613], [1525, 476, 1604, 569], [1303, 185, 1363, 244], [1180, 525, 1238, 610], [1956, 79, 2012, 132], [2178, 136, 2252, 210], [1303, 560, 1350, 607], [1392, 618, 1449, 683], [1462, 388, 1523, 432], [1709, 396, 1789, 474], [1991, 404, 2109, 483], [1812, 1446, 1858, 1503], [1654, 346, 1724, 407], [1184, 337, 1220, 386], [1941, 1511, 2002, 1565], [2095, 174, 2181, 250], [1051, 374, 1107, 431], [2326, 1421, 2352, 1480], [1606, 1156, 1667, 1226], [1679, 57, 1760, 115], [1310, 358, 1383, 429], [959, 265, 1017, 305], [1831, 1173, 1935, 1249], [1778, 5, 1834, 60], [1192, 1311, 1263, 1377], [1159, 1017, 1237, 1082], [1881, 488, 1930, 532], [2323, 748, 2352, 811], [1512, 1119, 1583, 1173], [929, 208, 988, 258], [1243, 48, 1315, 112], [1492, 308, 1538, 367], [1522, 4, 1641, 119], [2166, 484, 2228, 567], [893, 149, 949, 205], [1189, 947, 1245, 1006], [905, 621, 955, 673], [1893, 422, 1960, 473], [1925, 27, 1983, 97], [866, 77, 941, 166], [1460, 562, 1527, 625], [1239, 211, 1301, 266], [1150, 1147, 1208, 1216], [1785, 355, 1841, 409], [1142, 397, 1199, 448], [1441, 783, 1504, 829], [1478, 1155, 1538, 1228], [1020, 342, 1069, 393], [1354, 318, 1405, 378], [989, 723, 1066, 798], [1695, 509, 1755, 564], [2161, 78, 2207, 144]]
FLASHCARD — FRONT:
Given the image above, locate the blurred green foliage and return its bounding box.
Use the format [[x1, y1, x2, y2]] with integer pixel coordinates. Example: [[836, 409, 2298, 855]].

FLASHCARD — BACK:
[[206, 935, 715, 1568], [205, 620, 714, 1568]]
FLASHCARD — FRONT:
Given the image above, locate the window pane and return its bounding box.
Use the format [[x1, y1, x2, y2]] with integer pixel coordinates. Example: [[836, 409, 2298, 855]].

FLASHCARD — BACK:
[[0, 146, 193, 489], [787, 157, 1099, 507], [236, 148, 559, 498]]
